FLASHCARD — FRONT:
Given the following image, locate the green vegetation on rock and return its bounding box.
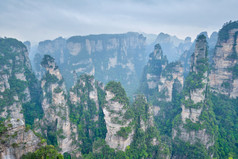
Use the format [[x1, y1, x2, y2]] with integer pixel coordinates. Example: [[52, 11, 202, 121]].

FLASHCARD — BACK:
[[22, 145, 63, 159], [116, 126, 132, 139], [212, 93, 238, 158], [41, 55, 55, 68], [219, 21, 238, 42], [105, 81, 129, 107], [69, 75, 107, 154], [0, 120, 7, 136]]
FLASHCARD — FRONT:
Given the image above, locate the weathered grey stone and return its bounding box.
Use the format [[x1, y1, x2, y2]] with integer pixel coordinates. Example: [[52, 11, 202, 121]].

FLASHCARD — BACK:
[[103, 91, 133, 151], [209, 28, 238, 98], [0, 119, 43, 159]]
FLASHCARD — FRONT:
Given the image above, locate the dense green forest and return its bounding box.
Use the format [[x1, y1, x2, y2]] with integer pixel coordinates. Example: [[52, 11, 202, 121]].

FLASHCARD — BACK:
[[1, 21, 238, 159]]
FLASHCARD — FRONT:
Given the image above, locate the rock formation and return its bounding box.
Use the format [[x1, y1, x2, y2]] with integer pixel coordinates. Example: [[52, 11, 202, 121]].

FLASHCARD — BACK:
[[68, 74, 107, 154], [180, 31, 218, 77], [103, 81, 134, 151], [0, 38, 32, 121], [35, 55, 80, 157], [33, 32, 146, 96], [0, 119, 44, 159], [209, 21, 238, 98], [0, 38, 43, 159], [140, 43, 184, 102], [2, 21, 238, 159], [172, 35, 216, 158]]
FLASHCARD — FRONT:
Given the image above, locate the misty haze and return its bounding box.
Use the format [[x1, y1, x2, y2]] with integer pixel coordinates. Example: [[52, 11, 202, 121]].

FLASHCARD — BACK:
[[0, 0, 238, 159]]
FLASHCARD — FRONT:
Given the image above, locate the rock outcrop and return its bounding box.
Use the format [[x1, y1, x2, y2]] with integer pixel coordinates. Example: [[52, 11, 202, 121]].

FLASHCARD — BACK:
[[172, 35, 216, 158], [103, 81, 134, 151], [158, 62, 184, 102], [4, 22, 238, 159], [140, 44, 184, 102], [69, 74, 107, 154], [0, 38, 33, 121], [33, 32, 146, 96], [0, 38, 43, 159], [35, 55, 80, 156], [132, 95, 171, 159], [209, 21, 238, 98], [180, 31, 218, 77], [0, 119, 43, 159]]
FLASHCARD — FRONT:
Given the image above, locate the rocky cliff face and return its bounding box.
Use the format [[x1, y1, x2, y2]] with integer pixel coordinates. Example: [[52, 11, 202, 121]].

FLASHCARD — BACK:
[[68, 76, 167, 157], [172, 35, 216, 158], [158, 62, 184, 102], [133, 95, 171, 159], [209, 21, 238, 98], [0, 38, 32, 121], [31, 54, 169, 157], [140, 44, 184, 142], [33, 32, 146, 96], [69, 75, 101, 123], [0, 119, 44, 159], [180, 31, 218, 77], [141, 44, 166, 94], [140, 44, 184, 102], [0, 38, 43, 159], [68, 74, 107, 155], [103, 82, 134, 151], [4, 22, 238, 158], [35, 55, 80, 156]]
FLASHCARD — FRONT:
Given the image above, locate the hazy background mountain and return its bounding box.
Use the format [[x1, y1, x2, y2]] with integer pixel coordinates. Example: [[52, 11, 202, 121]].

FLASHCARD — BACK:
[[1, 0, 238, 158], [31, 33, 146, 97], [27, 31, 194, 97]]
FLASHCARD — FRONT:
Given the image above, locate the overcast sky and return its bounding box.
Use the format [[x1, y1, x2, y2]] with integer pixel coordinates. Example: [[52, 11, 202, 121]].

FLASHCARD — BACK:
[[0, 0, 238, 43]]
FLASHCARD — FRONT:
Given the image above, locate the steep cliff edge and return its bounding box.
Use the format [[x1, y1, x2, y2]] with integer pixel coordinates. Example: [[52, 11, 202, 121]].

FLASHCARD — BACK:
[[140, 43, 184, 134], [131, 95, 170, 159], [172, 35, 217, 158], [140, 43, 184, 145], [180, 31, 218, 77], [33, 54, 169, 158], [35, 55, 80, 156], [103, 81, 134, 151], [33, 32, 146, 97], [140, 44, 184, 102], [0, 119, 43, 159], [85, 84, 170, 158], [3, 21, 238, 158], [0, 38, 43, 158], [0, 38, 43, 123], [68, 74, 107, 154], [209, 21, 238, 98]]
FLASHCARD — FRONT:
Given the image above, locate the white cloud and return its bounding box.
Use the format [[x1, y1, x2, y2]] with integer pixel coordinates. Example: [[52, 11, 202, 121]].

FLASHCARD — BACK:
[[0, 0, 237, 42]]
